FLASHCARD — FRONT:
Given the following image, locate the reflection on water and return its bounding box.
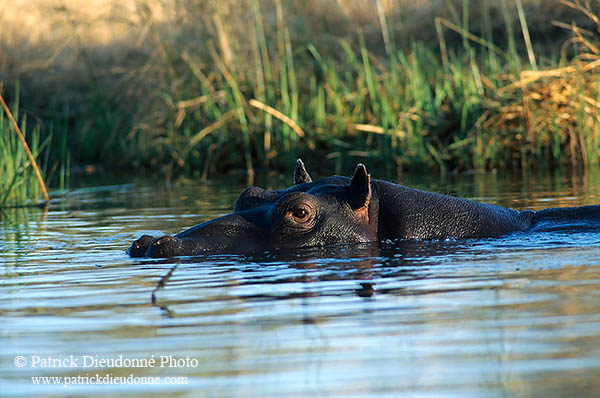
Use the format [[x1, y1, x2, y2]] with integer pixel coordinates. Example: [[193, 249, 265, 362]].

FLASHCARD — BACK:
[[1, 170, 600, 397]]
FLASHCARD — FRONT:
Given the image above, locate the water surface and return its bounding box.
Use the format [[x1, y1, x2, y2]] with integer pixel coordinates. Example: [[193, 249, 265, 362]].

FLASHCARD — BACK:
[[1, 171, 600, 397]]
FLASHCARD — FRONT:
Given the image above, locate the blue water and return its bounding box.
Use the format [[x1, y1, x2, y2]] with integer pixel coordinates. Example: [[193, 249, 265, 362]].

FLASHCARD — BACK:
[[1, 171, 600, 397]]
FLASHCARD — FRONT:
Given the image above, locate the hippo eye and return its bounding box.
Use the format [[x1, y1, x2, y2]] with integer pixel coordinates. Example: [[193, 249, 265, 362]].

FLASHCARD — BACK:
[[292, 208, 308, 220], [286, 206, 312, 225], [278, 195, 315, 229]]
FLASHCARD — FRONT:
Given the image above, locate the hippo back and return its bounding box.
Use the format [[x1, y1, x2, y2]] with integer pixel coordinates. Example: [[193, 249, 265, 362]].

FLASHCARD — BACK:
[[372, 179, 534, 240]]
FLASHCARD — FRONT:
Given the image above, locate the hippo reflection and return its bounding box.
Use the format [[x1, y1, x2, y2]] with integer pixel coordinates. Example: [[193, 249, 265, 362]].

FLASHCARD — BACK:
[[129, 160, 600, 258]]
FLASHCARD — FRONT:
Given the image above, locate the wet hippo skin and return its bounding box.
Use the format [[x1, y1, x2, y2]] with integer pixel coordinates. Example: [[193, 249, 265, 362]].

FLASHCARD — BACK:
[[128, 160, 600, 258]]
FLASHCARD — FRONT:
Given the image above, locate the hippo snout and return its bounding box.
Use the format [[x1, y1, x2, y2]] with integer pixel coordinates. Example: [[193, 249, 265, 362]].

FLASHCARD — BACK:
[[144, 235, 219, 257], [128, 234, 155, 257], [128, 234, 207, 258]]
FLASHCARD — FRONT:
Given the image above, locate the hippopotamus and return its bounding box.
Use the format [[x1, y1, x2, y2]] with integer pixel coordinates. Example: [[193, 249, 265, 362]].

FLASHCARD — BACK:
[[128, 160, 600, 258]]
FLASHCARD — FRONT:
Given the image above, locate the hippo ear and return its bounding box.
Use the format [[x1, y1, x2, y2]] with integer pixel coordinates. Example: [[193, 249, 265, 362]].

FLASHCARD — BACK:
[[348, 163, 371, 209], [294, 158, 312, 185]]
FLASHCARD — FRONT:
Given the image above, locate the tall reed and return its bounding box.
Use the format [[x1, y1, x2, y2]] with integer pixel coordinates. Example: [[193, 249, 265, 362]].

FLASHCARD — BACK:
[[0, 91, 70, 207], [0, 104, 47, 207]]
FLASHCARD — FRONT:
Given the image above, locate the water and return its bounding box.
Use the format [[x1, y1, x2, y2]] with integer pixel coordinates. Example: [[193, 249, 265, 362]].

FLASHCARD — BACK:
[[1, 171, 600, 397]]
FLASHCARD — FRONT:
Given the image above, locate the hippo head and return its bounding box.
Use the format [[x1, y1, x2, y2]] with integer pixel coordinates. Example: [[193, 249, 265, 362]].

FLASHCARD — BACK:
[[129, 161, 379, 258]]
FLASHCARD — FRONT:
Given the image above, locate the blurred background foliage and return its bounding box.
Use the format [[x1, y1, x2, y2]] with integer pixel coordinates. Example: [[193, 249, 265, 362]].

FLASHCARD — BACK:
[[1, 0, 599, 180]]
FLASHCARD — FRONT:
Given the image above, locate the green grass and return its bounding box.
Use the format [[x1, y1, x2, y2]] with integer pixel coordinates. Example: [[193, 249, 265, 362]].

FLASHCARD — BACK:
[[2, 0, 599, 179], [118, 0, 600, 176], [1, 112, 45, 207], [146, 17, 499, 175], [0, 93, 69, 207]]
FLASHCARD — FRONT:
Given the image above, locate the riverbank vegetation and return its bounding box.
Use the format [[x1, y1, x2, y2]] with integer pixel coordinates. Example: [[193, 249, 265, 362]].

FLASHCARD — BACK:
[[0, 90, 69, 207], [0, 102, 46, 207], [1, 0, 599, 182]]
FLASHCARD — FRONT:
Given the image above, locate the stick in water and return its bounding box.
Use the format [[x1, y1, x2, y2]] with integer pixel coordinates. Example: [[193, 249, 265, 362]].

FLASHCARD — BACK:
[[0, 88, 50, 204]]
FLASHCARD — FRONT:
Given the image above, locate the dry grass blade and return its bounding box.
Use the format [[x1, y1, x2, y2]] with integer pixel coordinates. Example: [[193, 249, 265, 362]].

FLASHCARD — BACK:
[[248, 99, 305, 137], [572, 22, 600, 54], [516, 0, 537, 70], [189, 110, 237, 148], [560, 0, 600, 27], [435, 17, 449, 68], [498, 59, 600, 94], [552, 20, 595, 36], [435, 18, 504, 55], [176, 95, 209, 109], [353, 124, 385, 134]]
